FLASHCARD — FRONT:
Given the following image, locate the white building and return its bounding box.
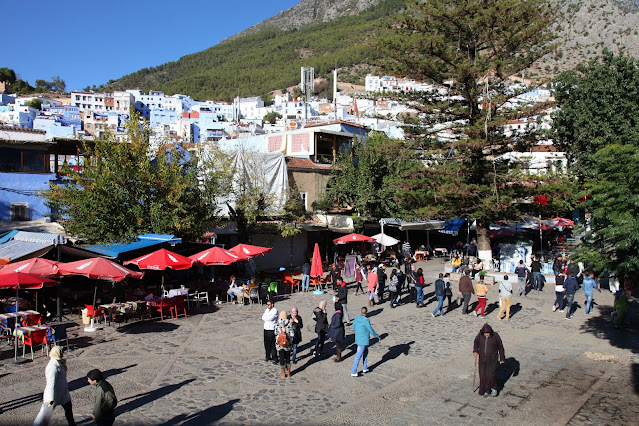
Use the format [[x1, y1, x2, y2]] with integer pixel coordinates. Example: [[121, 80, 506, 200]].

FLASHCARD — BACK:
[[71, 91, 107, 111], [0, 105, 37, 128], [365, 74, 436, 94]]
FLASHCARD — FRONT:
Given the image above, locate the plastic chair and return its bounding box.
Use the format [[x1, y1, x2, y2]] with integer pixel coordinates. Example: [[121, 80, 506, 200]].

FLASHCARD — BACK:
[[21, 329, 48, 360], [197, 291, 210, 306], [46, 324, 70, 352], [248, 286, 260, 305], [85, 305, 107, 324], [170, 296, 187, 319], [155, 299, 172, 322]]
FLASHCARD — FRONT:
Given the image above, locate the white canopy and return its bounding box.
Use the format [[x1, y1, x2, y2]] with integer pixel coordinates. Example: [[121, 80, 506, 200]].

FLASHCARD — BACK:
[[371, 233, 400, 247]]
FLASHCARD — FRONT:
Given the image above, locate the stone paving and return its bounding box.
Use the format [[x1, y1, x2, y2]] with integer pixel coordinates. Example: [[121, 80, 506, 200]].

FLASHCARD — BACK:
[[0, 258, 637, 425]]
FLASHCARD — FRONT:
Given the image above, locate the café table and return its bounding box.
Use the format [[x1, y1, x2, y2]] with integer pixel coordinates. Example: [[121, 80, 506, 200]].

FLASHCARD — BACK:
[[99, 301, 137, 314], [434, 248, 448, 257], [13, 325, 53, 358], [415, 250, 428, 261], [0, 310, 42, 327], [168, 288, 189, 297]]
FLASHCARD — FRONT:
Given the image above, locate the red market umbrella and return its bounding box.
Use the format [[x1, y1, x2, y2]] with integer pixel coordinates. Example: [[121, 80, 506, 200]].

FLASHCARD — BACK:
[[0, 258, 60, 278], [550, 217, 575, 227], [310, 243, 323, 278], [58, 258, 143, 281], [189, 247, 247, 266], [228, 243, 272, 258], [124, 248, 195, 271], [333, 233, 376, 245], [0, 272, 59, 361]]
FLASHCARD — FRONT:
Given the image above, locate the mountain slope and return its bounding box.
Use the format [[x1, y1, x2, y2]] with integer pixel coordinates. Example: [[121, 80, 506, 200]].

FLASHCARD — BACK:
[[101, 0, 639, 101]]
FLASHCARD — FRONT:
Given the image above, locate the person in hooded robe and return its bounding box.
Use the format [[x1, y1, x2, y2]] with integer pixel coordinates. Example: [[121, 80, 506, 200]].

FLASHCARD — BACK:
[[472, 323, 505, 397]]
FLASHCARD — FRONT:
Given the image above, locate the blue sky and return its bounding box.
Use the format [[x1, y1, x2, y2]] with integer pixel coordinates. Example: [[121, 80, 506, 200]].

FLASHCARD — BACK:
[[2, 0, 299, 92]]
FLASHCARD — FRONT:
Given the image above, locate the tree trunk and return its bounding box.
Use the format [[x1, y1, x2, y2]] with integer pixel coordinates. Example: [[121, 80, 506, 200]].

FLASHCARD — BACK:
[[476, 222, 492, 264]]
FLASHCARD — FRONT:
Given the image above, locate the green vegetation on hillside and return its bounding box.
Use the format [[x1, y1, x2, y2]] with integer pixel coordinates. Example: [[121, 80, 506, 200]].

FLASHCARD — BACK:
[[101, 0, 407, 101]]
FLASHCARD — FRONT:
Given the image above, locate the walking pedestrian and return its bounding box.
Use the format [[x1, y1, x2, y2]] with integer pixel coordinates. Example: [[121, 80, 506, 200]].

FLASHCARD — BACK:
[[377, 265, 387, 303], [350, 307, 380, 377], [262, 300, 279, 363], [275, 311, 295, 377], [301, 261, 311, 292], [354, 262, 365, 295], [415, 268, 425, 308], [564, 272, 579, 319], [531, 256, 543, 291], [336, 277, 351, 324], [328, 302, 345, 362], [458, 270, 475, 315], [388, 269, 399, 308], [474, 276, 488, 317], [289, 307, 303, 364], [330, 263, 340, 291], [444, 273, 453, 312], [313, 300, 329, 357], [472, 323, 505, 397], [367, 266, 378, 307], [408, 264, 417, 303], [583, 271, 600, 315], [514, 260, 529, 297], [432, 273, 446, 317], [86, 369, 117, 426], [553, 274, 565, 312], [33, 346, 76, 426], [497, 276, 513, 321], [553, 255, 564, 277]]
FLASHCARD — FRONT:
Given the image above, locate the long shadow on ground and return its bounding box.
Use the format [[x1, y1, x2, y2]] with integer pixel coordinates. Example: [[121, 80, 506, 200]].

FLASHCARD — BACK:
[[115, 378, 196, 416], [156, 398, 240, 425]]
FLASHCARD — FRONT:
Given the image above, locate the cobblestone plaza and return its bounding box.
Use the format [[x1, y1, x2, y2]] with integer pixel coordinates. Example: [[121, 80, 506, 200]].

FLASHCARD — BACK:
[[1, 258, 637, 425]]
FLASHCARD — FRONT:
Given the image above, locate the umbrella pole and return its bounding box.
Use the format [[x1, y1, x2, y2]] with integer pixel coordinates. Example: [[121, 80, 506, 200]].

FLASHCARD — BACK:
[[14, 287, 19, 361]]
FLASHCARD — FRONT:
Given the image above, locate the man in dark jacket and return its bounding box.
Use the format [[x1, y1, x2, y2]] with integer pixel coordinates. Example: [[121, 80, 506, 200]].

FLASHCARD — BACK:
[[432, 273, 446, 317], [531, 256, 543, 291], [301, 261, 311, 292], [86, 369, 117, 426], [563, 272, 579, 320], [336, 277, 351, 324], [328, 302, 345, 362], [473, 323, 505, 397], [458, 270, 475, 315], [553, 255, 564, 277], [377, 265, 387, 303]]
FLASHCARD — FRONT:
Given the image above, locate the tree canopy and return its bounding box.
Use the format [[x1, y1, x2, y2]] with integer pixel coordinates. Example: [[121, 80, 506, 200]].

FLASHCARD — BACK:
[[553, 51, 639, 277], [553, 50, 639, 180], [44, 114, 224, 243], [371, 0, 573, 253]]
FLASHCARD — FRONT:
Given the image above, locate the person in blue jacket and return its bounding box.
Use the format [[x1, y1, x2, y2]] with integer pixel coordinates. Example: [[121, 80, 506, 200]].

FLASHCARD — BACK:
[[582, 271, 600, 315], [563, 272, 580, 319], [350, 307, 380, 377]]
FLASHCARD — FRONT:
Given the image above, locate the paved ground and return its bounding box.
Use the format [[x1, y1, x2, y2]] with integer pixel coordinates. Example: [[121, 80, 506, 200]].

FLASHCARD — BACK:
[[1, 258, 637, 425]]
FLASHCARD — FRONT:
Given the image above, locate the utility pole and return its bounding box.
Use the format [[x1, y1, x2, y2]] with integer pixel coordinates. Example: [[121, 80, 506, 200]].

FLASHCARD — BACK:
[[333, 68, 338, 121], [301, 66, 314, 126]]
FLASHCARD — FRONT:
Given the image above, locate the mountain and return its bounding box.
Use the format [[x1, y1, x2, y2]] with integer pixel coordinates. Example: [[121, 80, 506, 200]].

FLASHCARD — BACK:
[[99, 0, 639, 101]]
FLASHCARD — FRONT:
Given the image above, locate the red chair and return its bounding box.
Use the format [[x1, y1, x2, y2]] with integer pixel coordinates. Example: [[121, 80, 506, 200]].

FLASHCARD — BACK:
[[22, 329, 48, 360], [85, 304, 107, 324], [170, 296, 187, 319], [155, 299, 172, 322]]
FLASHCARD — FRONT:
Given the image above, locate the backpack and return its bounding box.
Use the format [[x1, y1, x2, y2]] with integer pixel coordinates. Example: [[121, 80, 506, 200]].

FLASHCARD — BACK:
[[277, 325, 289, 347]]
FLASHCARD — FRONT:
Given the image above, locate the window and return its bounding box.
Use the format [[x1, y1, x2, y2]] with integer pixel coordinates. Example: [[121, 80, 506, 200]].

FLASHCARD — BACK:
[[300, 192, 308, 211], [10, 203, 29, 221]]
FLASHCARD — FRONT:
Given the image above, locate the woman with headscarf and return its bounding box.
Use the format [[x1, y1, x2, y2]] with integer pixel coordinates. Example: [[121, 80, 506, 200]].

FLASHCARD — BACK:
[[275, 310, 295, 377], [34, 346, 76, 426], [472, 323, 506, 397], [328, 302, 345, 362], [313, 300, 329, 357], [289, 307, 303, 364]]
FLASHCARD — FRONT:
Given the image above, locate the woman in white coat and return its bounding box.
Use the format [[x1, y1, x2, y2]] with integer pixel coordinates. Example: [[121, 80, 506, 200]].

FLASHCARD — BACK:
[[33, 346, 76, 426]]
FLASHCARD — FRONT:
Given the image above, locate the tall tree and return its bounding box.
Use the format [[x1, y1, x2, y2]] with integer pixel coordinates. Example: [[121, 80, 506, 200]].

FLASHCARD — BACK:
[[318, 132, 420, 219], [553, 50, 639, 180], [44, 113, 223, 243], [553, 51, 639, 278], [0, 67, 17, 85], [376, 0, 571, 259]]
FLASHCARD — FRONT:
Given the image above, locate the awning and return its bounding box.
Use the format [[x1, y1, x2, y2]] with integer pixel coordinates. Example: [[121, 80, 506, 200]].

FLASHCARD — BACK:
[[439, 218, 467, 236], [84, 234, 182, 258], [381, 218, 445, 231], [0, 231, 67, 263]]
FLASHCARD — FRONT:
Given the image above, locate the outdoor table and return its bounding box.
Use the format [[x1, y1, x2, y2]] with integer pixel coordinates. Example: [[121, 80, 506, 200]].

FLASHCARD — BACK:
[[0, 310, 41, 327], [99, 302, 137, 314], [13, 325, 53, 340], [415, 250, 428, 260], [168, 288, 189, 297], [434, 248, 448, 257]]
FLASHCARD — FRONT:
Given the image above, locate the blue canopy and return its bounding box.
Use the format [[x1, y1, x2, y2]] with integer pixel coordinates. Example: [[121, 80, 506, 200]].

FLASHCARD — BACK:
[[439, 218, 467, 236], [84, 234, 182, 257]]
